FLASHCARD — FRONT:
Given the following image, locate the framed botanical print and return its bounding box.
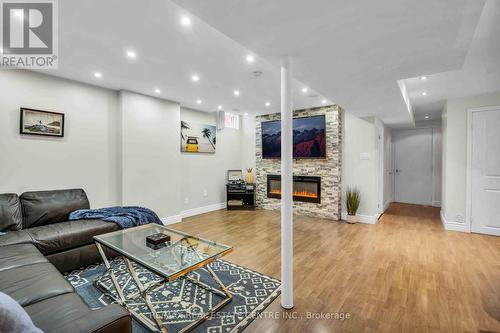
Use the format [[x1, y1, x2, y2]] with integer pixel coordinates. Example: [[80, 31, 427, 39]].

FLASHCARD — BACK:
[[20, 108, 65, 137]]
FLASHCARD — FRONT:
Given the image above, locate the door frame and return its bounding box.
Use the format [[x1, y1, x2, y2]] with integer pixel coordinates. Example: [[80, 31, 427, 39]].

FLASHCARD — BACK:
[[466, 106, 500, 233]]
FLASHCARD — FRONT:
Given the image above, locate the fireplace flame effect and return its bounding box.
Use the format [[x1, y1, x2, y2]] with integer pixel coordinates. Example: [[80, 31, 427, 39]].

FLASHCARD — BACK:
[[269, 189, 318, 198]]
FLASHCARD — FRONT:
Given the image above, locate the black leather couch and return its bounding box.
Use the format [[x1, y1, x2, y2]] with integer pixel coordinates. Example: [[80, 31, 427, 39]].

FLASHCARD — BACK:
[[0, 189, 131, 333]]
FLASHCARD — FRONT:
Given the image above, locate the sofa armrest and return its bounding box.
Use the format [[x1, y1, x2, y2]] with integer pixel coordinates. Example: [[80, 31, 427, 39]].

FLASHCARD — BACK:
[[57, 304, 132, 333]]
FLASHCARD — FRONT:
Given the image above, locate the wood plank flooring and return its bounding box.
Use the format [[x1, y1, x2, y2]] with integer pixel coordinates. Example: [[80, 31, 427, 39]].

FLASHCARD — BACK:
[[172, 203, 500, 333]]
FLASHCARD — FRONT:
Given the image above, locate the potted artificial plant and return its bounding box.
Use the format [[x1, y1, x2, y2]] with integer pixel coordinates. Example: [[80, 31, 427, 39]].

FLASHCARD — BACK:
[[245, 168, 254, 184], [345, 187, 360, 224]]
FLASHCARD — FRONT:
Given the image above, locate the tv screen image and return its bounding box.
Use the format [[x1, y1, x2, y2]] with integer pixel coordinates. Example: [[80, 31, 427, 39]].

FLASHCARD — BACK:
[[261, 115, 326, 159]]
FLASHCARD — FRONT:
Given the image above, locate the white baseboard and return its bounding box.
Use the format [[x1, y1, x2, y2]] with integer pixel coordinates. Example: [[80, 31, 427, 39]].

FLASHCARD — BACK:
[[161, 202, 226, 225], [432, 200, 441, 208], [181, 202, 226, 219], [383, 200, 392, 212], [440, 210, 470, 233], [341, 212, 378, 224], [161, 215, 182, 225]]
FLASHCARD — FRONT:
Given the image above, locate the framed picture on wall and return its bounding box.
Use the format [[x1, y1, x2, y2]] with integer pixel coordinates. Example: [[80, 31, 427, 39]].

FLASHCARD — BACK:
[[180, 120, 216, 153], [20, 108, 65, 137]]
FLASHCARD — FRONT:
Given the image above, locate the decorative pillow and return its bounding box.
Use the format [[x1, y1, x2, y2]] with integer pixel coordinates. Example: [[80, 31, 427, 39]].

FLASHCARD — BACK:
[[0, 292, 43, 333]]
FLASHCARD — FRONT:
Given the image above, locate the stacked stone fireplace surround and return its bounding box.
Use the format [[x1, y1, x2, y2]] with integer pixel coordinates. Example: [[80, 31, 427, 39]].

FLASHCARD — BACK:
[[255, 105, 343, 220]]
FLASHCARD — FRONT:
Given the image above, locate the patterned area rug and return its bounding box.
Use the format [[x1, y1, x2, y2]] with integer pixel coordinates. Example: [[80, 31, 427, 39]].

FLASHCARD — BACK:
[[65, 258, 280, 333]]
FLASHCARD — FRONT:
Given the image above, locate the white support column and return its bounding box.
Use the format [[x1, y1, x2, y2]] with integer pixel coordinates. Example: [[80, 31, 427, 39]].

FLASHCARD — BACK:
[[281, 56, 294, 309]]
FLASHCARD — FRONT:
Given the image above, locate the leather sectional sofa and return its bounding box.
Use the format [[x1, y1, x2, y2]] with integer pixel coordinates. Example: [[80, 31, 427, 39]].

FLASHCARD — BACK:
[[0, 189, 131, 333]]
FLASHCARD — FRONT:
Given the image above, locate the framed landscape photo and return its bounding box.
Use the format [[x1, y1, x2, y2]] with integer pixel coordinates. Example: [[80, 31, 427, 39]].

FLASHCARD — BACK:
[[20, 108, 65, 137]]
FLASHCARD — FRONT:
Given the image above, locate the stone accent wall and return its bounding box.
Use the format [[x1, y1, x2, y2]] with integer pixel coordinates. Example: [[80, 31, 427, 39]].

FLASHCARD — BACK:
[[255, 105, 343, 220]]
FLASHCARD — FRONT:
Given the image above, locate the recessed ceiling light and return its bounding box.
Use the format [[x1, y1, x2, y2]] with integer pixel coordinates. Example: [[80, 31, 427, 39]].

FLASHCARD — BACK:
[[180, 16, 191, 26], [244, 112, 249, 116], [196, 99, 202, 104], [265, 102, 271, 107], [93, 72, 102, 78], [233, 90, 240, 96], [321, 99, 327, 104], [154, 88, 161, 94], [246, 55, 255, 63], [301, 87, 308, 93], [217, 105, 223, 110], [191, 74, 199, 82], [425, 115, 430, 119], [422, 92, 427, 96], [126, 50, 137, 59], [421, 76, 428, 80]]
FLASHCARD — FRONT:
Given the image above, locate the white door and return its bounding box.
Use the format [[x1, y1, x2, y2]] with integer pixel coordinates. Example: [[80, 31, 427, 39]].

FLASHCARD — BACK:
[[470, 108, 500, 236], [393, 128, 433, 205]]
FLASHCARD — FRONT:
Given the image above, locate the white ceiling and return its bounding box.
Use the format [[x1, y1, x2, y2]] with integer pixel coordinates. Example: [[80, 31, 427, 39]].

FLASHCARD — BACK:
[[403, 0, 500, 123], [33, 0, 328, 116], [172, 0, 490, 126], [27, 0, 500, 127]]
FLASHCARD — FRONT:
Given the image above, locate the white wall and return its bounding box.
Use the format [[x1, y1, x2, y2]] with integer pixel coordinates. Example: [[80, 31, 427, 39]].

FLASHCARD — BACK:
[[442, 90, 500, 223], [0, 70, 121, 208], [341, 112, 379, 218], [0, 71, 253, 222], [241, 115, 256, 173], [120, 91, 182, 219], [180, 108, 242, 211]]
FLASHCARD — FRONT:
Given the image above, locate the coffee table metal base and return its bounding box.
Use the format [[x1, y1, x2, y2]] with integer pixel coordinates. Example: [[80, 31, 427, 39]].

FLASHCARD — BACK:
[[94, 243, 233, 333]]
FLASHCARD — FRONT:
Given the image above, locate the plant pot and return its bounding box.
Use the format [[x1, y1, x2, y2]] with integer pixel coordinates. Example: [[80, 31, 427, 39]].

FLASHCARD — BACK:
[[346, 214, 357, 224]]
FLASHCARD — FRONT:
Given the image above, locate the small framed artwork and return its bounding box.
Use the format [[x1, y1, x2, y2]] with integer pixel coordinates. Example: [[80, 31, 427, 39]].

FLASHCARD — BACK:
[[20, 108, 65, 137]]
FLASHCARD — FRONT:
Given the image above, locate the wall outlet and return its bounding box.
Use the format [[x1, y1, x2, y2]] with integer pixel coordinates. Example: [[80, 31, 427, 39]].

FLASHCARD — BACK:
[[456, 214, 464, 223], [203, 189, 208, 197], [184, 197, 189, 204]]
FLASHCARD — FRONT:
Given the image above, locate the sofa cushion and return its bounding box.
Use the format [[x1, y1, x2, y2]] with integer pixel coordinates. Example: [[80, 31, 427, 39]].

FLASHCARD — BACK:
[[0, 230, 34, 248], [20, 189, 90, 228], [0, 243, 47, 272], [26, 219, 120, 255], [25, 293, 132, 333], [0, 292, 43, 333], [0, 262, 74, 306], [0, 193, 23, 232]]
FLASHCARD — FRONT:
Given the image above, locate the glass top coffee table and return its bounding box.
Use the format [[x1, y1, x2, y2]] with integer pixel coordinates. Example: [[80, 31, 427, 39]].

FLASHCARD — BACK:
[[93, 224, 233, 333]]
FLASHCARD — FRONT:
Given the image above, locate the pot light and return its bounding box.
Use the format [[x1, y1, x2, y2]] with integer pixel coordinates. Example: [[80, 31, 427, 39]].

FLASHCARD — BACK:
[[191, 74, 199, 82], [246, 54, 255, 63], [421, 76, 428, 81], [301, 87, 308, 93], [93, 72, 102, 78], [321, 99, 327, 104], [244, 112, 249, 116], [126, 50, 137, 59], [180, 16, 191, 26], [265, 102, 271, 107], [422, 92, 427, 96], [196, 99, 202, 104], [217, 105, 223, 110], [154, 88, 161, 94], [233, 90, 240, 96], [425, 115, 430, 119]]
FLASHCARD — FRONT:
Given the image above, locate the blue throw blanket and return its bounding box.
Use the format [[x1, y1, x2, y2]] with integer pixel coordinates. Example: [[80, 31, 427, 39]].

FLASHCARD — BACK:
[[69, 206, 163, 229]]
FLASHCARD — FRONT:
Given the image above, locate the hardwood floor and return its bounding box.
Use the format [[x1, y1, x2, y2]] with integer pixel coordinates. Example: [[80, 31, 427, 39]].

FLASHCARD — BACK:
[[173, 203, 500, 333]]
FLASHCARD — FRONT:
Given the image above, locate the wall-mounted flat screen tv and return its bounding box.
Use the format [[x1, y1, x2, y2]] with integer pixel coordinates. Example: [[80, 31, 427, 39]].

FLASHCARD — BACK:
[[261, 115, 326, 159]]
